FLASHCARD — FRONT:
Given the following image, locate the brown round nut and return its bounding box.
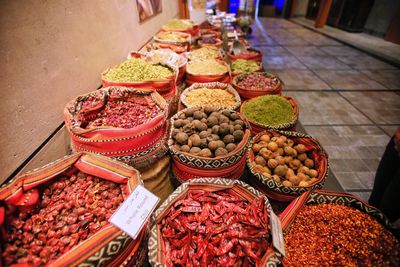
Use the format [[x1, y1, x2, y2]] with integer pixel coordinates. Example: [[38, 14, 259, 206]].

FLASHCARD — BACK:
[[199, 148, 213, 158], [309, 169, 318, 178], [298, 153, 308, 162], [282, 180, 293, 187], [289, 159, 302, 170], [252, 143, 261, 153], [190, 134, 201, 147], [267, 142, 278, 152], [189, 147, 201, 155], [255, 156, 267, 166], [207, 116, 219, 127], [208, 141, 219, 151], [223, 134, 235, 144], [176, 132, 189, 145], [181, 145, 190, 153], [199, 130, 210, 139], [226, 143, 236, 152], [274, 165, 288, 177], [304, 158, 314, 168], [215, 147, 228, 157], [288, 175, 300, 186], [294, 144, 307, 154], [268, 158, 278, 169], [298, 181, 309, 187], [260, 134, 270, 142]]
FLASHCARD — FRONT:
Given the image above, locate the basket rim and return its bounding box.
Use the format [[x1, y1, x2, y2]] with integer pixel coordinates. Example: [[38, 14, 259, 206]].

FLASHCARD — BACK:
[[232, 71, 283, 92]]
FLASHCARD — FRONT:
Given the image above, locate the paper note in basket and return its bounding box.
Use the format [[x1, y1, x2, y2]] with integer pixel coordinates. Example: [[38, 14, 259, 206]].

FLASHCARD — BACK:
[[110, 185, 159, 240], [270, 210, 286, 257]]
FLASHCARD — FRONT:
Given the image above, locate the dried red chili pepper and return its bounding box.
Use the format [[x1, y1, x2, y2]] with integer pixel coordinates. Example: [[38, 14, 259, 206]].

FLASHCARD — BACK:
[[160, 189, 270, 266], [2, 171, 124, 266]]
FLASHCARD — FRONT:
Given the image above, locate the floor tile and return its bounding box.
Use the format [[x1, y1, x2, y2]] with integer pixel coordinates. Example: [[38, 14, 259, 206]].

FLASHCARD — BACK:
[[272, 70, 331, 90], [320, 45, 363, 56], [360, 70, 400, 89], [297, 56, 351, 70], [379, 125, 399, 137], [334, 172, 367, 190], [310, 35, 343, 46], [255, 46, 290, 56], [248, 37, 277, 46], [285, 46, 327, 56], [340, 92, 400, 124], [314, 70, 387, 90], [336, 55, 397, 70], [272, 36, 310, 46], [263, 55, 307, 70], [285, 92, 372, 125]]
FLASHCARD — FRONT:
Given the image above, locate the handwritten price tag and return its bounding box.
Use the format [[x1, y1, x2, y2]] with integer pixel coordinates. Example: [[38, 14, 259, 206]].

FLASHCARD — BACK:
[[109, 185, 159, 240], [270, 210, 286, 257]]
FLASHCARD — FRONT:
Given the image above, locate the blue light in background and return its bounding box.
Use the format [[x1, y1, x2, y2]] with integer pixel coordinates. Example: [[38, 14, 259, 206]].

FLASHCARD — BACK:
[[229, 0, 240, 14], [274, 0, 285, 15]]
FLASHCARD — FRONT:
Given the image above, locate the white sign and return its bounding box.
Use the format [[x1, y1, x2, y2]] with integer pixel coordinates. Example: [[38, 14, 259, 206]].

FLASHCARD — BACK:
[[270, 210, 286, 257], [109, 185, 159, 240]]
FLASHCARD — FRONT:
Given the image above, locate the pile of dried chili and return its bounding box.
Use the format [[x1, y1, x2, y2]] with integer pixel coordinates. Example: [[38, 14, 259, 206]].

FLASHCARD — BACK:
[[283, 204, 400, 266], [2, 172, 124, 266], [160, 189, 270, 266]]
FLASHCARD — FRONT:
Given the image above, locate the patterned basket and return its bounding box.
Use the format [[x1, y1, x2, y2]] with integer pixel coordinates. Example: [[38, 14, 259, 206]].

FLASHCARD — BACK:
[[240, 96, 299, 135], [168, 108, 252, 182], [0, 153, 147, 267], [180, 82, 241, 111], [232, 72, 283, 99], [267, 190, 400, 264], [148, 178, 282, 266], [64, 87, 169, 168], [185, 59, 231, 86], [101, 53, 178, 96], [228, 47, 262, 62], [247, 130, 329, 202]]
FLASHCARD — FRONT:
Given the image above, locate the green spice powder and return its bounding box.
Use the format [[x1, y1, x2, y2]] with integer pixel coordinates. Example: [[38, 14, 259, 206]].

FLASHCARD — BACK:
[[243, 95, 294, 126], [103, 58, 173, 82]]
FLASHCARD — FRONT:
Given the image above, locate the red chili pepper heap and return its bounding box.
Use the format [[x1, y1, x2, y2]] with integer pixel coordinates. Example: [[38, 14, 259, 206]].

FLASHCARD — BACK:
[[160, 189, 270, 266], [2, 172, 124, 266]]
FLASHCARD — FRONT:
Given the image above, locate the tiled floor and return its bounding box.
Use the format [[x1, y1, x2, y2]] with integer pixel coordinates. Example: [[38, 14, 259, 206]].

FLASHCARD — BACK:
[[254, 18, 400, 202]]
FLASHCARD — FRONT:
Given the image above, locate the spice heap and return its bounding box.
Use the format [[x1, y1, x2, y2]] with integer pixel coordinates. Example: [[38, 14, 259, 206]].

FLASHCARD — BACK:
[[283, 204, 400, 266], [242, 95, 294, 127], [171, 107, 246, 158], [185, 88, 236, 109], [2, 172, 124, 266], [236, 72, 279, 91], [251, 133, 319, 187], [103, 58, 173, 82], [81, 97, 160, 129], [158, 32, 188, 42], [160, 189, 270, 266], [187, 47, 219, 61], [187, 59, 228, 75], [200, 37, 220, 44], [232, 59, 261, 74], [164, 19, 192, 30], [233, 50, 260, 58]]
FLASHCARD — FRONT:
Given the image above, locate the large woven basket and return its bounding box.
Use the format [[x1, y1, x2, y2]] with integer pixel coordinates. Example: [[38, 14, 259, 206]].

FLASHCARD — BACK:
[[148, 178, 282, 266], [180, 82, 241, 111], [0, 153, 147, 267], [232, 72, 283, 99], [168, 107, 251, 182], [240, 96, 299, 135], [64, 87, 169, 168], [247, 130, 329, 202], [185, 59, 231, 86]]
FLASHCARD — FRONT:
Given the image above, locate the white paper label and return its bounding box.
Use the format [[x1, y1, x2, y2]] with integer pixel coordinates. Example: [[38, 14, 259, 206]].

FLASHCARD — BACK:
[[270, 210, 286, 257], [109, 184, 159, 240]]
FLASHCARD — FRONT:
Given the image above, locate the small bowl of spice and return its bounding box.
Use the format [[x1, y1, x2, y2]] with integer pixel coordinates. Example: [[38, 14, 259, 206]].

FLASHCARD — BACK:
[[181, 82, 241, 110], [233, 72, 283, 99], [231, 59, 263, 76], [229, 48, 262, 62], [186, 59, 230, 86], [240, 95, 298, 134]]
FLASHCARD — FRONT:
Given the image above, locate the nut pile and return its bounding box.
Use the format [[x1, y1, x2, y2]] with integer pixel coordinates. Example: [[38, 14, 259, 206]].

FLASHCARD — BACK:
[[2, 172, 124, 266], [103, 58, 173, 82], [184, 88, 236, 109], [81, 98, 160, 129], [171, 107, 246, 158], [283, 204, 400, 266], [232, 59, 261, 74], [236, 72, 279, 91], [251, 134, 318, 187]]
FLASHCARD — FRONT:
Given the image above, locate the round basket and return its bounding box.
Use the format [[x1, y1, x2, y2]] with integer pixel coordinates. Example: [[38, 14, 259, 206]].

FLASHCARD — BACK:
[[161, 20, 199, 40], [101, 53, 178, 95], [153, 31, 191, 53], [148, 178, 282, 267], [186, 59, 231, 86], [168, 107, 251, 182], [232, 72, 283, 99], [198, 37, 223, 49], [180, 82, 241, 111], [240, 95, 299, 134], [247, 130, 329, 202], [200, 28, 221, 38], [228, 47, 262, 62]]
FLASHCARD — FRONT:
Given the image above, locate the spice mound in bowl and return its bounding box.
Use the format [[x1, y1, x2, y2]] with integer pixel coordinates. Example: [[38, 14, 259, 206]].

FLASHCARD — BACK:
[[242, 95, 294, 128], [236, 72, 280, 91], [184, 87, 236, 109], [156, 32, 188, 42], [283, 204, 400, 266], [186, 47, 219, 61], [186, 59, 228, 75], [231, 59, 261, 74], [103, 58, 173, 82], [163, 19, 193, 31], [171, 107, 246, 158], [251, 133, 319, 187]]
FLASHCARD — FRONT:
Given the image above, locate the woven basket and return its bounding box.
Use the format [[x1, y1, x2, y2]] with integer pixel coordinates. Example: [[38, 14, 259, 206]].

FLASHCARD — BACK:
[[186, 59, 231, 86], [64, 87, 169, 168], [0, 153, 146, 267], [153, 31, 191, 54], [101, 53, 178, 96], [247, 130, 329, 202], [232, 72, 283, 99], [240, 96, 299, 135], [148, 178, 282, 266], [180, 82, 241, 111], [168, 107, 251, 182], [228, 47, 262, 62]]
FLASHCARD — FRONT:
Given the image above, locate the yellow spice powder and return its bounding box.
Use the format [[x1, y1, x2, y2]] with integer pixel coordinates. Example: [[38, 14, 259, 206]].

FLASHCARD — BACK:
[[185, 88, 236, 108], [187, 60, 228, 75]]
